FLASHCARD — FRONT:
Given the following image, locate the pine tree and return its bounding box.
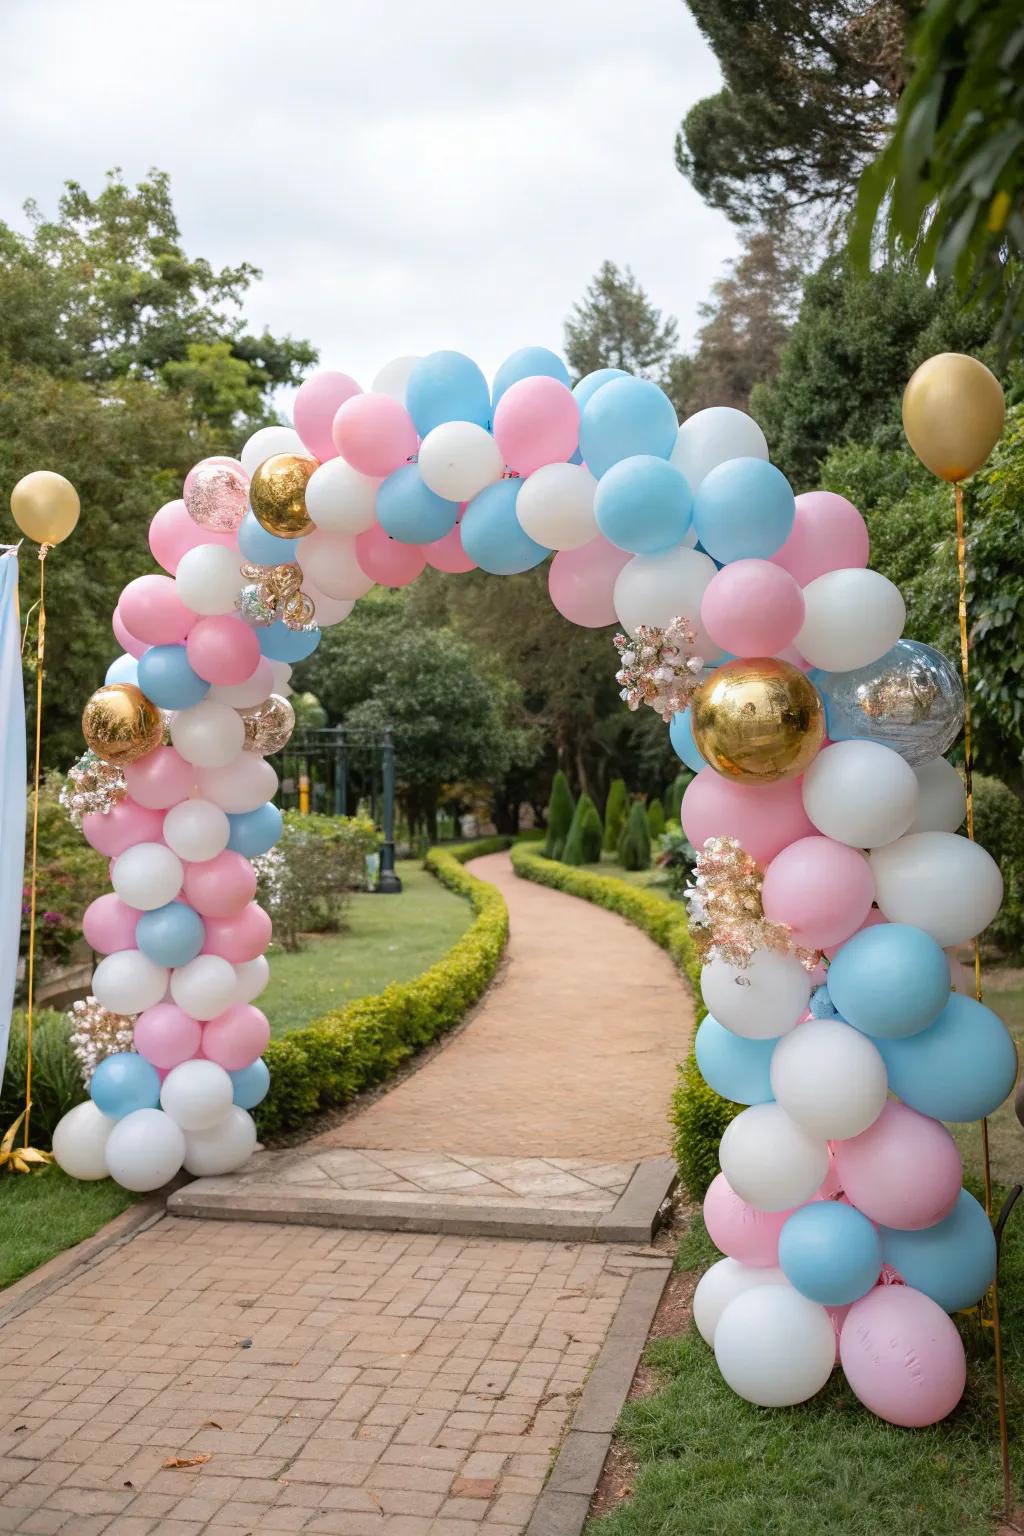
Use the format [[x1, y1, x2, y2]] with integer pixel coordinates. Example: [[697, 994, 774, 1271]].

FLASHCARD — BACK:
[[544, 771, 575, 860], [562, 793, 603, 867], [646, 797, 666, 841], [618, 801, 652, 871], [665, 773, 692, 827], [603, 778, 628, 853]]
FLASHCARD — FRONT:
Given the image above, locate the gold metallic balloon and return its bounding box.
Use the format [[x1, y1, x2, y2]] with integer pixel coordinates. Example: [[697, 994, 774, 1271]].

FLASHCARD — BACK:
[[10, 471, 80, 545], [902, 353, 1005, 482], [241, 693, 296, 755], [691, 658, 825, 784], [249, 454, 317, 538], [82, 684, 164, 765]]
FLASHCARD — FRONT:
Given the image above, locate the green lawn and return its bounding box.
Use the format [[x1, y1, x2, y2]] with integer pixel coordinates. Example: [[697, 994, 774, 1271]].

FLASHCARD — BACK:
[[575, 853, 675, 896], [259, 858, 473, 1037], [950, 970, 1024, 1188], [0, 1168, 136, 1291]]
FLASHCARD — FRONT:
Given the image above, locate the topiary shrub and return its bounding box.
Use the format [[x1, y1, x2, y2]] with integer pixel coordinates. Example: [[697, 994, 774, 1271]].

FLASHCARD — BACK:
[[971, 774, 1024, 961], [646, 797, 666, 840], [562, 793, 603, 866], [665, 771, 693, 827], [618, 800, 652, 870], [544, 771, 575, 860], [255, 812, 378, 951], [603, 778, 628, 852]]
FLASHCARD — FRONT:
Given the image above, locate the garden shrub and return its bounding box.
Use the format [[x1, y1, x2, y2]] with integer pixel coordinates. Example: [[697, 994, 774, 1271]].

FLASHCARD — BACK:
[[255, 811, 378, 951], [544, 771, 575, 860], [603, 777, 628, 852], [664, 771, 692, 827], [510, 842, 739, 1199], [646, 797, 666, 840], [256, 836, 512, 1138], [0, 1010, 86, 1147], [658, 826, 697, 902], [618, 800, 652, 870], [971, 774, 1024, 961], [562, 793, 603, 866], [21, 771, 108, 976]]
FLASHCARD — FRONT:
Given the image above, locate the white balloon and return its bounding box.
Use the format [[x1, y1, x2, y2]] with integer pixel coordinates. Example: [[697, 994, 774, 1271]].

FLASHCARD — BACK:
[[802, 740, 919, 848], [104, 1107, 186, 1193], [671, 407, 769, 491], [171, 700, 246, 768], [92, 949, 170, 1014], [184, 1106, 258, 1176], [719, 1103, 829, 1212], [111, 842, 183, 911], [161, 1060, 234, 1131], [269, 661, 292, 697], [240, 426, 313, 478], [162, 799, 230, 862], [298, 528, 374, 601], [305, 457, 380, 535], [701, 949, 810, 1040], [233, 954, 271, 1004], [174, 544, 243, 616], [613, 546, 720, 654], [870, 830, 1003, 947], [197, 755, 278, 814], [694, 1259, 790, 1347], [301, 581, 355, 628], [418, 421, 504, 503], [372, 355, 421, 404], [515, 462, 598, 550], [909, 757, 967, 834], [770, 1019, 888, 1139], [797, 569, 905, 672], [208, 659, 275, 709], [170, 954, 238, 1020], [714, 1285, 835, 1406], [52, 1101, 115, 1180]]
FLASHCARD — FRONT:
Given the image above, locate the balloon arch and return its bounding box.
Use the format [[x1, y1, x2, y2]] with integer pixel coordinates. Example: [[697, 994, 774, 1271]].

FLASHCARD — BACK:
[[52, 344, 1013, 1432]]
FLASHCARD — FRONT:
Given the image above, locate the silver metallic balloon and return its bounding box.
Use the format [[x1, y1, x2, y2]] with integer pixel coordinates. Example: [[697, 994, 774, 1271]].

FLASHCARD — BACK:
[[811, 640, 964, 766]]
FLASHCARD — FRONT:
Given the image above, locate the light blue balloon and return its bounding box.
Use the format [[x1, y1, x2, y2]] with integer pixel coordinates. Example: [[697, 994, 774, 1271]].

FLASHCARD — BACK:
[[880, 1190, 996, 1313], [228, 803, 283, 858], [230, 1058, 271, 1110], [826, 922, 950, 1039], [808, 985, 838, 1019], [694, 1015, 774, 1104], [669, 709, 706, 772], [809, 640, 964, 766], [492, 347, 570, 408], [579, 377, 678, 479], [137, 645, 210, 710], [692, 457, 795, 562], [572, 367, 630, 412], [238, 510, 298, 566], [259, 620, 321, 663], [406, 351, 491, 437], [877, 993, 1017, 1121], [90, 1052, 161, 1119], [594, 455, 692, 555], [778, 1201, 882, 1306], [377, 465, 459, 545], [135, 901, 206, 967], [105, 653, 139, 687], [460, 481, 549, 575]]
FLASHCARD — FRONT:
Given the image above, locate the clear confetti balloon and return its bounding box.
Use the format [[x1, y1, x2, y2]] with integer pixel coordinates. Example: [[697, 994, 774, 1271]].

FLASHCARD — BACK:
[[241, 693, 296, 755], [184, 458, 249, 532], [811, 640, 964, 767]]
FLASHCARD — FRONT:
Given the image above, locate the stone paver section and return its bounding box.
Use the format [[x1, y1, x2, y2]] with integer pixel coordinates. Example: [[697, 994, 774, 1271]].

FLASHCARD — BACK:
[[318, 853, 691, 1160], [0, 1215, 667, 1535]]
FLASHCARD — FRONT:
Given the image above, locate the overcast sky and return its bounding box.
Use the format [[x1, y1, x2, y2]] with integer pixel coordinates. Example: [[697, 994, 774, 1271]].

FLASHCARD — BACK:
[[0, 0, 736, 393]]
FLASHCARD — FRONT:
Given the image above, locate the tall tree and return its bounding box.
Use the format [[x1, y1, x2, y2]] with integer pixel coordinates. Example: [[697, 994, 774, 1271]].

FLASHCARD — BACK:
[[564, 262, 681, 384], [676, 1, 909, 226]]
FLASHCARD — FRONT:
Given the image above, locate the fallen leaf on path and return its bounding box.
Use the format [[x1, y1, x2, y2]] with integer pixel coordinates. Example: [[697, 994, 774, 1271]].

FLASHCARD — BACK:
[[201, 1421, 222, 1430], [163, 1453, 212, 1469]]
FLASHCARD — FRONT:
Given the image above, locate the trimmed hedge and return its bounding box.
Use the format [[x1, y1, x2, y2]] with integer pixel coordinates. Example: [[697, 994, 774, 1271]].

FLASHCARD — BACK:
[[256, 837, 512, 1138], [509, 843, 740, 1199]]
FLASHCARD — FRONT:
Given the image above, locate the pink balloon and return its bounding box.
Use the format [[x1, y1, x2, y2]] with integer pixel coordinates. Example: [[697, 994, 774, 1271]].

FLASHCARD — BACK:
[[124, 746, 196, 810], [681, 771, 816, 867], [82, 894, 139, 954], [148, 498, 238, 574], [183, 459, 249, 534], [119, 575, 195, 647], [202, 903, 273, 963], [113, 605, 147, 660], [548, 537, 631, 628], [840, 1285, 966, 1426], [703, 1172, 793, 1267], [774, 642, 812, 672], [183, 850, 257, 918], [493, 377, 579, 476], [294, 370, 361, 460], [823, 907, 886, 960], [826, 1303, 852, 1364], [772, 492, 869, 587], [355, 525, 425, 587], [186, 615, 261, 686], [331, 394, 418, 478], [134, 1002, 203, 1070], [202, 1003, 270, 1071], [424, 513, 476, 574], [762, 835, 874, 950], [833, 1102, 962, 1230], [82, 797, 165, 857], [700, 560, 805, 657]]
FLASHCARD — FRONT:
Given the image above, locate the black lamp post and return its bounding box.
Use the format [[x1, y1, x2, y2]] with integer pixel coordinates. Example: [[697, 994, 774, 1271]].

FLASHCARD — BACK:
[[376, 724, 402, 893]]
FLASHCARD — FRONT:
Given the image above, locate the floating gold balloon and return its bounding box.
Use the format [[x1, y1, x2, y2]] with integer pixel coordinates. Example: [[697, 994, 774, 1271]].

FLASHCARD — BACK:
[[10, 470, 80, 545], [691, 658, 825, 784], [249, 454, 317, 538], [82, 683, 164, 765], [902, 353, 1005, 482], [241, 692, 296, 755]]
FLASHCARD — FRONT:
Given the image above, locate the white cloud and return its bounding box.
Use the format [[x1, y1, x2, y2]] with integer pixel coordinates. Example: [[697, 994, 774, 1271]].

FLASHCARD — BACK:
[[0, 0, 736, 391]]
